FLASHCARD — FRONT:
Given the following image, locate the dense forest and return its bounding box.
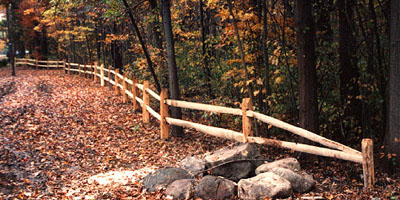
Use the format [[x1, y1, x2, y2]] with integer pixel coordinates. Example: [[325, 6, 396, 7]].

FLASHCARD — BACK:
[[2, 0, 399, 170]]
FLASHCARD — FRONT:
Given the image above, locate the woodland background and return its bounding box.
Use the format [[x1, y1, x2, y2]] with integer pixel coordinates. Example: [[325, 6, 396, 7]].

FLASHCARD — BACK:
[[1, 0, 399, 170]]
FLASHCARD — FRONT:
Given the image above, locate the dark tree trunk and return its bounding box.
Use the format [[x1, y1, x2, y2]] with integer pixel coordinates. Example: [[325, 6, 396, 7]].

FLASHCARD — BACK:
[[161, 0, 184, 137], [338, 0, 361, 139], [6, 3, 15, 76], [148, 0, 163, 50], [262, 0, 270, 114], [200, 0, 214, 98], [112, 22, 123, 70], [384, 0, 400, 169], [295, 0, 318, 133], [122, 0, 161, 93]]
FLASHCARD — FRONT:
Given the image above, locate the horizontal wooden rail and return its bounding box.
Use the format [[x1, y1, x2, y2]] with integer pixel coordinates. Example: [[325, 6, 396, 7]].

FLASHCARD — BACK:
[[136, 83, 144, 91], [248, 137, 363, 163], [250, 111, 361, 155], [146, 105, 161, 121], [146, 88, 161, 101], [166, 99, 242, 115]]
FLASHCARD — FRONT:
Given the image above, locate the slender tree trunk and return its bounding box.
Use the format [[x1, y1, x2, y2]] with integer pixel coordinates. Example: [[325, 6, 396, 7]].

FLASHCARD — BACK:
[[227, 0, 254, 101], [200, 0, 214, 98], [384, 0, 400, 170], [295, 0, 318, 133], [122, 0, 161, 93], [161, 0, 184, 137], [262, 0, 270, 114], [6, 3, 15, 76], [338, 0, 361, 139]]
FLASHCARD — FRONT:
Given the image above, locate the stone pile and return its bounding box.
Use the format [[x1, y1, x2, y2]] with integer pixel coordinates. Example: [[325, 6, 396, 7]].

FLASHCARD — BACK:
[[142, 143, 315, 199]]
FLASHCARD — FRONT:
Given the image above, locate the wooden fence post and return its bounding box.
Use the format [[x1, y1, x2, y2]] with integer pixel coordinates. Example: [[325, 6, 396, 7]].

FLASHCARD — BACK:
[[78, 64, 81, 76], [122, 72, 127, 103], [132, 76, 139, 111], [63, 60, 66, 73], [160, 88, 169, 140], [93, 63, 98, 83], [57, 60, 59, 68], [143, 81, 150, 123], [242, 98, 253, 143], [83, 63, 86, 78], [114, 69, 120, 95], [35, 59, 38, 69], [362, 138, 375, 189], [108, 66, 111, 88], [100, 64, 105, 87], [68, 62, 71, 75], [47, 59, 49, 69]]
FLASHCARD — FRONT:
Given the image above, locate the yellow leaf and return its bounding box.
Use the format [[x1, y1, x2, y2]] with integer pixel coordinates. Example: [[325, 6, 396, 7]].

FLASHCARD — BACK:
[[253, 90, 260, 96], [275, 76, 283, 84], [256, 78, 263, 85]]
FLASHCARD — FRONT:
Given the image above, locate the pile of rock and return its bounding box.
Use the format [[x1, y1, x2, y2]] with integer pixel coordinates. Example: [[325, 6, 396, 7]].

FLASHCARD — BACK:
[[142, 143, 315, 199]]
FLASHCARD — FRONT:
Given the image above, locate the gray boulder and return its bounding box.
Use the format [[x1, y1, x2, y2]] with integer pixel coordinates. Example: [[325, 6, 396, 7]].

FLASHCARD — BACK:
[[209, 161, 253, 182], [269, 167, 315, 193], [255, 158, 301, 175], [179, 156, 206, 176], [195, 175, 237, 200], [165, 179, 195, 200], [238, 172, 292, 199], [205, 143, 262, 181], [142, 168, 192, 192]]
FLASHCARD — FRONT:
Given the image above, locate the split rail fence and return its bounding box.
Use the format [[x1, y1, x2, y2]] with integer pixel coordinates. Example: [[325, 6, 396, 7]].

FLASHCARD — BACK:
[[15, 58, 375, 188]]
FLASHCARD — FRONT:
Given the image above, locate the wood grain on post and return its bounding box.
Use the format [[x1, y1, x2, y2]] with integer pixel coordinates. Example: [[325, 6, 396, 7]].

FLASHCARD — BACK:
[[100, 64, 105, 87], [132, 76, 139, 111], [108, 66, 111, 87], [142, 81, 150, 123], [160, 88, 169, 140], [122, 72, 127, 103], [362, 138, 375, 189], [242, 98, 252, 143], [68, 63, 71, 75], [93, 63, 97, 83], [114, 69, 120, 95]]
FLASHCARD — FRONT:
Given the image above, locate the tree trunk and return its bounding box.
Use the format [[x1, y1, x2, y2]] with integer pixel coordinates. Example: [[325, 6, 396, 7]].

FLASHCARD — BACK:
[[384, 0, 400, 169], [262, 0, 270, 114], [6, 3, 15, 76], [200, 0, 214, 98], [161, 0, 184, 137], [122, 0, 161, 93], [338, 0, 361, 140], [295, 0, 318, 133]]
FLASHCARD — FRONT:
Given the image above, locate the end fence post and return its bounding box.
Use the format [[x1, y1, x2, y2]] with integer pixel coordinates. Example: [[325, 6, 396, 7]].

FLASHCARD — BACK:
[[114, 68, 120, 95], [122, 72, 127, 103], [241, 98, 252, 143], [143, 81, 150, 123], [132, 76, 139, 111], [160, 88, 169, 140], [362, 138, 375, 189]]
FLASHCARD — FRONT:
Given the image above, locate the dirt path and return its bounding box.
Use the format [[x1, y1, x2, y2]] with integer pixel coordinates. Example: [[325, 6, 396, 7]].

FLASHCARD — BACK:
[[0, 68, 230, 199]]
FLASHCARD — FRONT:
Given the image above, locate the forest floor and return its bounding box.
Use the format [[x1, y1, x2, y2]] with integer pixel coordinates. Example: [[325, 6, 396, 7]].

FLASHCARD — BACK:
[[0, 67, 399, 200]]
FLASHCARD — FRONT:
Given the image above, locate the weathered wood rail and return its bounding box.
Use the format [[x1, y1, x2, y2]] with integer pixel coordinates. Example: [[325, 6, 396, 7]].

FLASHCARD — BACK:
[[15, 58, 375, 188]]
